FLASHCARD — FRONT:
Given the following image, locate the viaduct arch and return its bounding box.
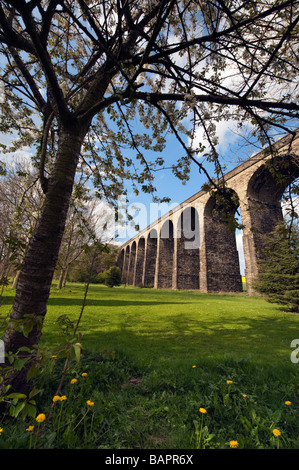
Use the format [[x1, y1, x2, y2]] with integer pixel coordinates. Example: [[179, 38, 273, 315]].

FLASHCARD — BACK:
[[118, 130, 299, 296]]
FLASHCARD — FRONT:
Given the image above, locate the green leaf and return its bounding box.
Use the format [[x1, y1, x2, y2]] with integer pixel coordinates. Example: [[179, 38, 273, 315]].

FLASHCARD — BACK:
[[29, 388, 40, 400], [9, 401, 25, 418], [26, 403, 37, 419], [17, 346, 32, 353], [6, 393, 27, 400], [13, 358, 28, 370], [27, 364, 37, 382], [73, 343, 82, 362], [14, 401, 26, 418]]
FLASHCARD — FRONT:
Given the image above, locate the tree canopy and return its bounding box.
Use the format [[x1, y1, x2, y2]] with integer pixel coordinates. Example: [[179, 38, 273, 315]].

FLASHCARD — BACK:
[[0, 0, 298, 199]]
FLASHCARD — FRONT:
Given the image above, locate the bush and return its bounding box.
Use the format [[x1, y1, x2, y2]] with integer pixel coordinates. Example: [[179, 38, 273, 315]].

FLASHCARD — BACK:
[[89, 272, 107, 284], [253, 222, 299, 312], [96, 272, 107, 284], [105, 266, 122, 288]]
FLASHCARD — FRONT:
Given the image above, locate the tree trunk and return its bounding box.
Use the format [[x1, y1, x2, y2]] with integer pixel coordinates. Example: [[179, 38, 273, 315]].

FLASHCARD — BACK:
[[57, 265, 69, 289], [12, 269, 21, 289], [57, 267, 65, 290], [1, 125, 85, 393], [62, 265, 69, 288]]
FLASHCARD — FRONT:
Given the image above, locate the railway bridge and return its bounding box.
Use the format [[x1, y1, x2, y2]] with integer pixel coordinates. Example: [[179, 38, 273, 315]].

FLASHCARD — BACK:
[[118, 130, 299, 295]]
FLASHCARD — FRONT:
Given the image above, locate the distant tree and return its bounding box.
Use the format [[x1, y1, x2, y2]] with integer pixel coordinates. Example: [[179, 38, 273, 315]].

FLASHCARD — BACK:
[[105, 266, 122, 288], [68, 243, 119, 283], [56, 186, 113, 288], [253, 222, 299, 312], [0, 159, 43, 285]]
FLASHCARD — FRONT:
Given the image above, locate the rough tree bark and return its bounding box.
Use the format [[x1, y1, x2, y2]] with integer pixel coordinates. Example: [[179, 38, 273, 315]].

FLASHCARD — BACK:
[[2, 123, 86, 393]]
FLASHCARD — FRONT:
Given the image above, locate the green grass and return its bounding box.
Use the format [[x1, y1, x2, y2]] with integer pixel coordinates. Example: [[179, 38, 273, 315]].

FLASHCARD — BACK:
[[1, 283, 299, 449], [41, 283, 299, 367]]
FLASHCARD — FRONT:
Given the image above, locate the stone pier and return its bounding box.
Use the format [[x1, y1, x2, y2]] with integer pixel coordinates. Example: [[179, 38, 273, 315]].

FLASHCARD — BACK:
[[118, 130, 299, 295]]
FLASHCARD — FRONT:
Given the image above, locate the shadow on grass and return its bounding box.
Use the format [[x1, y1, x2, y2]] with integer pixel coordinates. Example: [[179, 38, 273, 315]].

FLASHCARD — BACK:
[[43, 311, 299, 367], [46, 297, 190, 307], [2, 284, 299, 367]]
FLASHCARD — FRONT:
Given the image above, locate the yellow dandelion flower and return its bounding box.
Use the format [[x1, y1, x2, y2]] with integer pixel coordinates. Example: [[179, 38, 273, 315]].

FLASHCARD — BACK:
[[285, 401, 291, 406], [81, 372, 88, 376], [227, 380, 233, 385], [86, 400, 94, 407], [0, 427, 3, 435], [36, 413, 46, 423], [273, 429, 281, 437], [230, 440, 239, 448], [70, 378, 77, 384], [51, 355, 57, 359], [192, 365, 196, 368], [199, 407, 207, 414], [26, 426, 34, 432], [242, 394, 247, 398], [60, 395, 67, 401], [52, 395, 61, 402]]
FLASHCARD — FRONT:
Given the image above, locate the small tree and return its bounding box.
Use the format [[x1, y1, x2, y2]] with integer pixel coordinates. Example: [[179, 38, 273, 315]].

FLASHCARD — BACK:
[[105, 266, 122, 288], [253, 222, 299, 312], [0, 159, 43, 284]]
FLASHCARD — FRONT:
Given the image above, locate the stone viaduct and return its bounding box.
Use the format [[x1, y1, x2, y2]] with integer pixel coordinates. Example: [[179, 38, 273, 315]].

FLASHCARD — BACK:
[[118, 130, 299, 296]]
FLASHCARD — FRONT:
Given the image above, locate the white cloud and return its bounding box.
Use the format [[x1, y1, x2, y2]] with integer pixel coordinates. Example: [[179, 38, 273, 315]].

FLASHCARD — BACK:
[[89, 198, 117, 243], [0, 148, 33, 169], [282, 196, 299, 219], [190, 115, 249, 160], [0, 80, 4, 104]]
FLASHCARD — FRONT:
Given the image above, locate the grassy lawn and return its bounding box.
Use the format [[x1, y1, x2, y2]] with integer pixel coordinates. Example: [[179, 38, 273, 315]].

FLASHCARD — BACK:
[[1, 283, 299, 449], [40, 283, 298, 367]]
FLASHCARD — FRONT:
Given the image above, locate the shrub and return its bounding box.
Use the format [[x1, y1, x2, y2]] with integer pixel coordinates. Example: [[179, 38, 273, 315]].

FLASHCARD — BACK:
[[253, 222, 299, 312], [105, 266, 122, 288], [90, 272, 107, 284]]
